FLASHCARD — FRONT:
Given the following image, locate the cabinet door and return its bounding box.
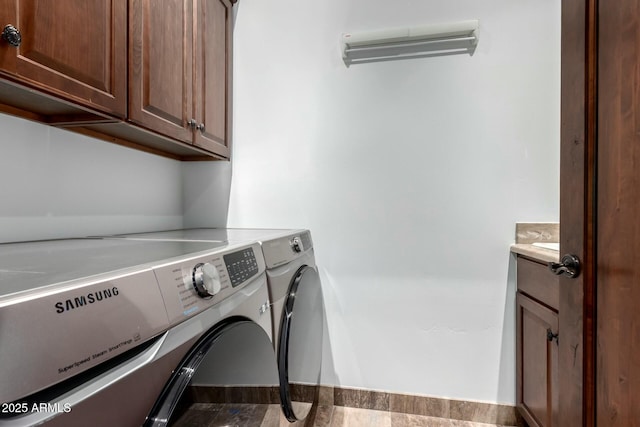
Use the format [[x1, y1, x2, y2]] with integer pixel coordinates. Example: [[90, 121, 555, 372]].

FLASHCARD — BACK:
[[0, 0, 127, 117], [129, 0, 193, 143], [192, 0, 231, 157], [517, 293, 559, 427]]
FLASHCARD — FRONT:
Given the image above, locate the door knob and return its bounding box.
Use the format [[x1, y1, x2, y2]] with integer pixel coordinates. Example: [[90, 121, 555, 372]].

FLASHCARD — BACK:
[[2, 24, 21, 47], [548, 254, 581, 278]]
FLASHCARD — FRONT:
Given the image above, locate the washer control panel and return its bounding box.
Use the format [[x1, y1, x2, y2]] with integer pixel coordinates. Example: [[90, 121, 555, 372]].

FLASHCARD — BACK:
[[153, 242, 266, 325], [224, 247, 259, 287]]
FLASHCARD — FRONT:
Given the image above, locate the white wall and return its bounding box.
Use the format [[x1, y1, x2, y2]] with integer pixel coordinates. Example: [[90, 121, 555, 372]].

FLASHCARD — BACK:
[[183, 161, 232, 227], [224, 0, 560, 405], [0, 113, 183, 243]]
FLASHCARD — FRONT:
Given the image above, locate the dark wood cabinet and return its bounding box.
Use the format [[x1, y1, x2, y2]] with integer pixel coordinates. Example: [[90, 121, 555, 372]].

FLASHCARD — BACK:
[[517, 293, 558, 427], [192, 0, 232, 157], [516, 256, 559, 427], [0, 0, 234, 160], [129, 0, 231, 158], [129, 0, 193, 143], [0, 0, 127, 117]]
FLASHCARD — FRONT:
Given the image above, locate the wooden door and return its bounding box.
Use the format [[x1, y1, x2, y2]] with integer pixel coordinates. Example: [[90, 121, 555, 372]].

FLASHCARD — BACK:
[[559, 0, 597, 425], [129, 0, 193, 143], [0, 0, 127, 117], [192, 0, 231, 157], [517, 294, 559, 427], [596, 1, 640, 425], [561, 0, 640, 425]]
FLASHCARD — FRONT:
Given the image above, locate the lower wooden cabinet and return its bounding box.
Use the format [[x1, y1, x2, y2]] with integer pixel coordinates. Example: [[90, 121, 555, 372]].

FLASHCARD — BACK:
[[516, 257, 559, 427]]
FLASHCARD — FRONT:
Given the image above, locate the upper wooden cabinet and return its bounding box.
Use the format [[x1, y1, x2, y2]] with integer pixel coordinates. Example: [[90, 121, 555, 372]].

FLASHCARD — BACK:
[[0, 0, 127, 117], [0, 0, 234, 160], [129, 0, 193, 144], [192, 0, 232, 156], [129, 0, 231, 158]]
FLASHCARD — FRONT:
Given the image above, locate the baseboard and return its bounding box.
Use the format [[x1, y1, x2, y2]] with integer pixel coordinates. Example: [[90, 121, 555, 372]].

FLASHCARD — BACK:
[[189, 385, 524, 426], [326, 386, 523, 426]]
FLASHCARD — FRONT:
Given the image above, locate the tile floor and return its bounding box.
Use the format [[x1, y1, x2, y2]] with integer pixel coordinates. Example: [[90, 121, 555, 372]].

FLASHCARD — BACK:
[[170, 403, 519, 427]]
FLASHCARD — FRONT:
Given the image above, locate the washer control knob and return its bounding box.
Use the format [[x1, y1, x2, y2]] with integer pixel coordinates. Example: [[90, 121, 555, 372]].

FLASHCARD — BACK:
[[290, 237, 303, 253], [192, 263, 221, 298]]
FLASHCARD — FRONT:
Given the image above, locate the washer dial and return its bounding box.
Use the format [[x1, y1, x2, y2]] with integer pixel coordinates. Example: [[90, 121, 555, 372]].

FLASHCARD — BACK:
[[192, 262, 221, 298]]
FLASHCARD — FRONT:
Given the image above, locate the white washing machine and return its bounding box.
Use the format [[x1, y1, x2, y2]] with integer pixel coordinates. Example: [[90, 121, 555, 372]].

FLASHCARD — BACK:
[[110, 228, 324, 423], [0, 237, 275, 427]]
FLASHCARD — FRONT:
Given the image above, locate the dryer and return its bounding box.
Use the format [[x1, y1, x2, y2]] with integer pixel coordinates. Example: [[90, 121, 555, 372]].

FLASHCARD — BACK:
[[0, 238, 276, 427], [109, 228, 324, 423], [255, 230, 323, 422]]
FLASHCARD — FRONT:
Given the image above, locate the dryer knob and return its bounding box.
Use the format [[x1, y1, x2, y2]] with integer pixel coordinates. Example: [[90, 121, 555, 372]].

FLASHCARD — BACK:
[[193, 263, 222, 298], [291, 237, 303, 253]]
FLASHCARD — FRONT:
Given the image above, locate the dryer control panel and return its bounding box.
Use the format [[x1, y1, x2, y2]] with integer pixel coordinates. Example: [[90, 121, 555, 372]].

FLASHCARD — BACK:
[[153, 242, 266, 326], [262, 230, 313, 268]]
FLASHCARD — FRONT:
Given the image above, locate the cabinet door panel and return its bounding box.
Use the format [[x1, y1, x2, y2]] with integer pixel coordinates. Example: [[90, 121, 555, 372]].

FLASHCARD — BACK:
[[129, 0, 193, 143], [193, 0, 231, 157], [0, 0, 126, 117], [517, 293, 558, 427]]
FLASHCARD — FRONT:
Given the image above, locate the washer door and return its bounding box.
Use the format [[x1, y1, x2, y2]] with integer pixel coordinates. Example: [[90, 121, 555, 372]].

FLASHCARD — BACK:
[[144, 319, 277, 427], [278, 265, 323, 422]]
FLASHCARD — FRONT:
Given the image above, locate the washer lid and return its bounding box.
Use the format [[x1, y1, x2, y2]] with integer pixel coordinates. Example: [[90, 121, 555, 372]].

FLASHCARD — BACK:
[[0, 238, 229, 298], [110, 228, 305, 244]]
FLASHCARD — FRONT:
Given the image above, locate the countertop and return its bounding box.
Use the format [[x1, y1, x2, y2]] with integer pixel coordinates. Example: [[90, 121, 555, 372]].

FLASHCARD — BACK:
[[511, 223, 560, 263], [510, 243, 560, 263]]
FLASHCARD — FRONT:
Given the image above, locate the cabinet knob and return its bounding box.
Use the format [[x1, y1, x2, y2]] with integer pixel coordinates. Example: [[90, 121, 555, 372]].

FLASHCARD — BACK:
[[2, 24, 21, 47], [546, 328, 559, 344], [187, 120, 205, 133], [548, 254, 581, 278]]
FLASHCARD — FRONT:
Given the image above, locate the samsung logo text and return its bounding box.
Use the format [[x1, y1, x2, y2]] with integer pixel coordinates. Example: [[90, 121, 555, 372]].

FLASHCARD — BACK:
[[54, 287, 120, 314]]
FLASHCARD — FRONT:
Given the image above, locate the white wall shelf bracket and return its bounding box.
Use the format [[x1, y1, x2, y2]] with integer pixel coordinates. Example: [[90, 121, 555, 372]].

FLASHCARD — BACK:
[[341, 20, 479, 66]]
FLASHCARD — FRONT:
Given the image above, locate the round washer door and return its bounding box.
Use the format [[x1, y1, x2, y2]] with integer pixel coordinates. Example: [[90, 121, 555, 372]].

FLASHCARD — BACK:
[[145, 319, 277, 427], [278, 265, 323, 422]]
